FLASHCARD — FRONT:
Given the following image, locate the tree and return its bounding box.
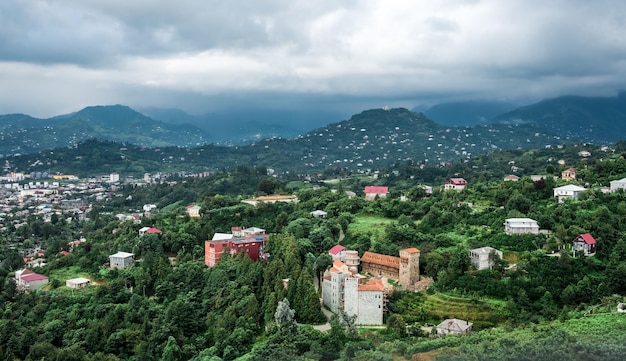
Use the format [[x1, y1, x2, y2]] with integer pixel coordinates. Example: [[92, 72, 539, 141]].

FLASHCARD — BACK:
[[274, 298, 297, 335]]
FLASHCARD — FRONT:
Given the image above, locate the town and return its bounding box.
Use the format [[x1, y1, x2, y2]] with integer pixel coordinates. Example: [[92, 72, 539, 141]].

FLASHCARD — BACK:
[[2, 146, 626, 360]]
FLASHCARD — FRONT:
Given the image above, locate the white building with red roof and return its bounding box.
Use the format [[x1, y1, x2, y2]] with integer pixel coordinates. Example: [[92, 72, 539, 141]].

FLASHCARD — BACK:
[[364, 186, 389, 200], [328, 245, 346, 261], [573, 234, 597, 256], [15, 269, 49, 291], [444, 178, 467, 191]]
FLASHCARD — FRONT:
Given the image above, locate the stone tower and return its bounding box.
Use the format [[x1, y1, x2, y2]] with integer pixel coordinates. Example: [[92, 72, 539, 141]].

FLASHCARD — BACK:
[[399, 248, 420, 288]]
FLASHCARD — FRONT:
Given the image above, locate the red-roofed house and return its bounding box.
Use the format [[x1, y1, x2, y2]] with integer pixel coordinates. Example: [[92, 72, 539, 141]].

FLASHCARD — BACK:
[[364, 186, 389, 201], [15, 269, 49, 291], [205, 227, 268, 267], [328, 245, 346, 261], [573, 234, 597, 256], [139, 227, 163, 237], [561, 168, 576, 181], [444, 178, 467, 191]]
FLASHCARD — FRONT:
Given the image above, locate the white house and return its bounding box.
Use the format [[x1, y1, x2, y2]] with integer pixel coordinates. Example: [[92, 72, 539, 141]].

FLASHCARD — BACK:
[[66, 277, 91, 289], [109, 252, 135, 269], [15, 269, 49, 291], [469, 247, 503, 270], [444, 178, 467, 191], [610, 178, 626, 192], [436, 318, 473, 335], [504, 218, 539, 235], [553, 184, 587, 202], [311, 210, 328, 218]]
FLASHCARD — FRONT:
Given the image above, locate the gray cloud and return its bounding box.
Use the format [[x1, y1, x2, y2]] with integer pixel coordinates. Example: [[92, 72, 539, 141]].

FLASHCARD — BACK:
[[0, 0, 625, 117]]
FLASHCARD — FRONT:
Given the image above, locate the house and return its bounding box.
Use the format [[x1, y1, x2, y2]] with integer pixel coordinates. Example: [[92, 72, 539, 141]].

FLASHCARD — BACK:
[[364, 186, 389, 201], [311, 210, 328, 218], [15, 269, 49, 291], [553, 184, 587, 202], [322, 260, 384, 325], [561, 168, 576, 181], [578, 150, 591, 157], [186, 205, 202, 218], [436, 318, 473, 335], [609, 177, 626, 192], [444, 178, 467, 191], [469, 247, 503, 270], [503, 175, 520, 182], [109, 251, 135, 269], [504, 218, 539, 235], [139, 227, 162, 237], [205, 227, 268, 267], [66, 277, 90, 289], [328, 245, 346, 261], [361, 248, 420, 288], [572, 234, 597, 256]]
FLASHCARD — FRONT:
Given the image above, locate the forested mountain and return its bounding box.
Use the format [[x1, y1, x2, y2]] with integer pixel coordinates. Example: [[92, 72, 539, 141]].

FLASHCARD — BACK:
[[0, 105, 210, 154], [7, 108, 562, 177], [491, 92, 626, 143]]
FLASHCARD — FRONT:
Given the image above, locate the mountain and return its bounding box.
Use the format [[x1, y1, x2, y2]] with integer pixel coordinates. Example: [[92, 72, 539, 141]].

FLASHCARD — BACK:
[[0, 105, 210, 154], [491, 93, 626, 143], [140, 107, 348, 145], [414, 101, 519, 126], [10, 108, 566, 176]]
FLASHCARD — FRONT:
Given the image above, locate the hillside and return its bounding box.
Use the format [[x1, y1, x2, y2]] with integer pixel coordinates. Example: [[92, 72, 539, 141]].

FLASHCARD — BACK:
[[492, 93, 626, 143], [7, 108, 565, 176], [0, 105, 210, 154]]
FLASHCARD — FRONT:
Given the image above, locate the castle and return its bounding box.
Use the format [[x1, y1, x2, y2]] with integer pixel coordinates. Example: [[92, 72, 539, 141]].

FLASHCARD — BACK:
[[322, 247, 420, 325]]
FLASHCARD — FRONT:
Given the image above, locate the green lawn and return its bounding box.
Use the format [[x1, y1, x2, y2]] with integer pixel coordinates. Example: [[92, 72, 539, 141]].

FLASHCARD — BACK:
[[348, 214, 396, 236], [48, 266, 98, 285]]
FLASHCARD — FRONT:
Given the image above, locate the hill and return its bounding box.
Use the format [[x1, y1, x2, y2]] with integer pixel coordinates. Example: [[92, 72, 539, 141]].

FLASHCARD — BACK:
[[8, 108, 564, 177], [491, 92, 626, 143], [0, 105, 210, 154]]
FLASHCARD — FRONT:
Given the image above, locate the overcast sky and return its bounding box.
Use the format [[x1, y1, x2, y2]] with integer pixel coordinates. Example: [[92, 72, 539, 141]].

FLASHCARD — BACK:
[[1, 0, 625, 118]]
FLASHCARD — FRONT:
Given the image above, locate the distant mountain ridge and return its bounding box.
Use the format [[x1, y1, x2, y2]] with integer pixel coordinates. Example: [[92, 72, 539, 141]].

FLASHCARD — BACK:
[[0, 105, 210, 154], [491, 93, 626, 143], [414, 100, 519, 126]]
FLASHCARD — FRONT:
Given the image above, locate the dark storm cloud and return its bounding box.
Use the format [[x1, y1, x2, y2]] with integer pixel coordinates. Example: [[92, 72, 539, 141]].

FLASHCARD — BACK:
[[0, 0, 625, 117]]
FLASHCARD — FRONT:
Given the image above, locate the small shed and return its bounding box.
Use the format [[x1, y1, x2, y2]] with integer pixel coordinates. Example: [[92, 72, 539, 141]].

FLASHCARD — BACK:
[[66, 277, 91, 289]]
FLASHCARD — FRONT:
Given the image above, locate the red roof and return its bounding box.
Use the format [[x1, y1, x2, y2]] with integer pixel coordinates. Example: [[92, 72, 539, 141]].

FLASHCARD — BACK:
[[60, 251, 71, 256], [21, 273, 48, 282], [364, 186, 389, 194], [358, 278, 384, 292], [446, 178, 467, 185], [578, 234, 597, 245], [146, 227, 162, 234], [329, 245, 346, 255]]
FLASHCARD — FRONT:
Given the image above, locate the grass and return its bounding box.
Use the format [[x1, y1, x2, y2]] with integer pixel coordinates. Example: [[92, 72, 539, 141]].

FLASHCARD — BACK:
[[397, 291, 507, 330], [422, 292, 507, 329], [48, 266, 101, 286], [349, 214, 396, 235]]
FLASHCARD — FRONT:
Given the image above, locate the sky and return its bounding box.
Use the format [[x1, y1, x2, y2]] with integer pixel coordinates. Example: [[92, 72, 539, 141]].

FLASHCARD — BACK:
[[1, 0, 625, 118]]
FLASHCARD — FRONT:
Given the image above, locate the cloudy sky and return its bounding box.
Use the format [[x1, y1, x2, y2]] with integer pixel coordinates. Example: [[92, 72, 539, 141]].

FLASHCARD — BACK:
[[1, 0, 625, 118]]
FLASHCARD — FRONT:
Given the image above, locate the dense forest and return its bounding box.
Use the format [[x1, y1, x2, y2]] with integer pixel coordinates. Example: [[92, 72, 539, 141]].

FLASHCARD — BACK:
[[2, 143, 626, 360]]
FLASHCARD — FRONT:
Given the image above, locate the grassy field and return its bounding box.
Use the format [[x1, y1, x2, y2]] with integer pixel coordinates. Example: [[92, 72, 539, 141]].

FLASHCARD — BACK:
[[420, 292, 507, 329], [348, 214, 396, 238], [393, 291, 508, 330], [48, 266, 100, 285]]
